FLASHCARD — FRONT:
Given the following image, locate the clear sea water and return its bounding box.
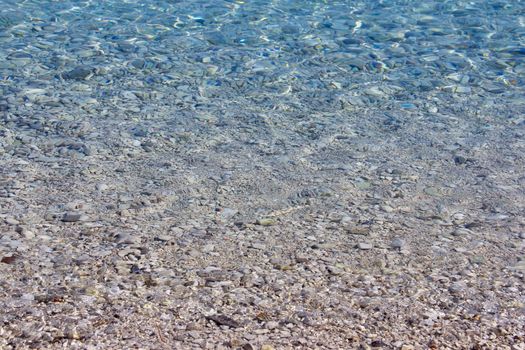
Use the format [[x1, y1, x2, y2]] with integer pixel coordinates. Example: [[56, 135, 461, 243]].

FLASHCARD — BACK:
[[1, 3, 525, 347], [2, 0, 523, 101], [1, 0, 524, 217]]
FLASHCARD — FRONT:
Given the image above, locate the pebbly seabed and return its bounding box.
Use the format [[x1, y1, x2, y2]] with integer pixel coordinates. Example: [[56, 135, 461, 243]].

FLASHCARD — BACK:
[[1, 0, 524, 349]]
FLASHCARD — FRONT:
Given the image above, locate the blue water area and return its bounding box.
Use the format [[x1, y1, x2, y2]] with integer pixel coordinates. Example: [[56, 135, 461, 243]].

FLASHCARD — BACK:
[[1, 0, 523, 95], [0, 0, 523, 175]]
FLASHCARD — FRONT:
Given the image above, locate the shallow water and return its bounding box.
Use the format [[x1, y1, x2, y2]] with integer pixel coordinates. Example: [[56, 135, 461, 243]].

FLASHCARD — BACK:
[[0, 0, 524, 218], [1, 2, 525, 348]]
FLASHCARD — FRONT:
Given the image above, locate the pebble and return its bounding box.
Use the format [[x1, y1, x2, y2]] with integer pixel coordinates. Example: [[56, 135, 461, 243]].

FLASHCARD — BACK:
[[381, 205, 394, 213], [114, 232, 137, 245], [62, 66, 94, 80], [250, 243, 266, 250], [21, 293, 35, 301], [257, 218, 276, 226], [313, 242, 337, 249], [327, 265, 343, 275], [357, 242, 373, 250], [154, 235, 172, 242], [96, 183, 109, 191], [202, 244, 215, 253], [261, 345, 275, 350], [16, 227, 35, 240], [344, 226, 369, 235], [454, 86, 472, 94], [265, 321, 279, 330], [448, 281, 467, 295], [452, 228, 472, 236], [219, 208, 238, 220], [61, 212, 88, 222], [390, 238, 405, 250], [295, 254, 309, 263], [509, 261, 525, 271], [5, 218, 20, 225]]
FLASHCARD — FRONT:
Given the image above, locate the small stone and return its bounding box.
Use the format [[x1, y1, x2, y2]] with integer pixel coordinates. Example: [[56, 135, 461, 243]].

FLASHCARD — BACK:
[[519, 232, 525, 239], [261, 345, 275, 350], [114, 232, 136, 244], [371, 340, 387, 348], [452, 228, 472, 236], [509, 261, 525, 271], [327, 265, 343, 275], [20, 229, 35, 240], [345, 226, 369, 235], [469, 256, 485, 265], [454, 155, 468, 165], [265, 321, 279, 330], [454, 86, 471, 94], [281, 24, 300, 34], [21, 293, 35, 301], [295, 254, 309, 263], [5, 218, 19, 225], [64, 326, 81, 340], [317, 243, 337, 249], [207, 65, 219, 75], [357, 242, 373, 250], [424, 187, 440, 196], [154, 235, 172, 242], [1, 255, 18, 264], [381, 205, 394, 213], [390, 238, 405, 250], [202, 244, 215, 253], [219, 208, 238, 220], [96, 183, 109, 191], [205, 314, 240, 328], [449, 281, 467, 295], [62, 66, 94, 80], [330, 81, 342, 89], [257, 218, 276, 226], [250, 243, 266, 250], [62, 212, 88, 222], [355, 181, 372, 190]]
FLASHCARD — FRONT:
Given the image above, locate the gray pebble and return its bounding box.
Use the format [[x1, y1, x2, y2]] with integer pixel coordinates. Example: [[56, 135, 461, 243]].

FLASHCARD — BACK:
[[61, 212, 88, 222], [114, 232, 136, 244], [62, 66, 94, 80], [96, 183, 109, 191], [452, 228, 472, 236], [202, 244, 215, 253], [21, 293, 35, 301], [265, 321, 279, 330], [219, 208, 238, 220], [295, 254, 309, 263], [250, 243, 266, 250], [5, 218, 19, 225], [16, 226, 35, 240], [449, 281, 467, 295], [357, 242, 373, 250], [154, 235, 172, 242], [327, 266, 343, 275], [390, 238, 405, 249]]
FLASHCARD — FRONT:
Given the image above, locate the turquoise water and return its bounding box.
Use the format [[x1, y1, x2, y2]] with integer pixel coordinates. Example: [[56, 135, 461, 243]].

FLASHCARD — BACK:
[[1, 0, 523, 101]]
